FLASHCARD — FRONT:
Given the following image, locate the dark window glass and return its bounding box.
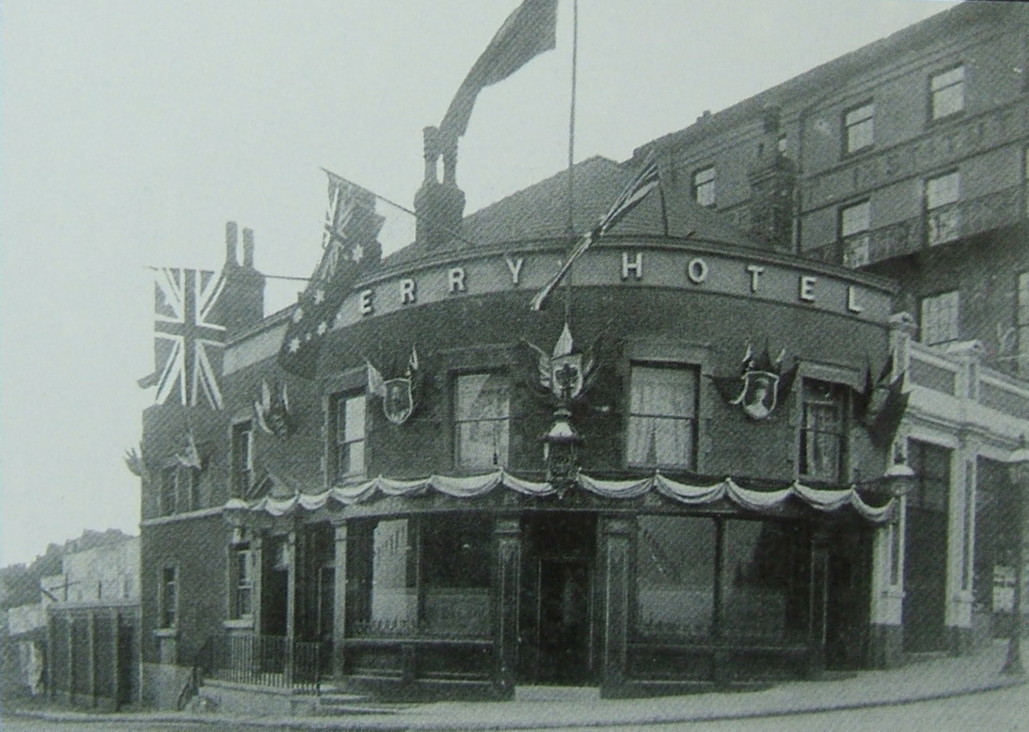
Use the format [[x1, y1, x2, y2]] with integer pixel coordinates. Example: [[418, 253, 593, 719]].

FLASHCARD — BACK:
[[843, 102, 874, 153], [909, 440, 951, 513], [635, 516, 715, 640], [930, 65, 964, 120], [334, 392, 366, 481]]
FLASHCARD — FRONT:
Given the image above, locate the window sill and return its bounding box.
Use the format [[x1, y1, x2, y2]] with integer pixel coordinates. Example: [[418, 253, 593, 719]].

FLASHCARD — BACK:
[[223, 618, 254, 630], [154, 628, 179, 639]]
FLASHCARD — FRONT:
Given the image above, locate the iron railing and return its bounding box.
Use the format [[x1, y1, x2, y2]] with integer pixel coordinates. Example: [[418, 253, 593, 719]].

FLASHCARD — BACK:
[[199, 634, 330, 694]]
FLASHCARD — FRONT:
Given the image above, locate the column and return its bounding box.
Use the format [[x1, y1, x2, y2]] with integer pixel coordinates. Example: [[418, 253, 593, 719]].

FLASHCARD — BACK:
[[332, 523, 348, 682], [492, 518, 520, 698], [599, 517, 632, 697], [87, 610, 97, 706], [808, 529, 830, 678], [111, 608, 121, 711], [250, 534, 264, 635], [285, 529, 298, 685]]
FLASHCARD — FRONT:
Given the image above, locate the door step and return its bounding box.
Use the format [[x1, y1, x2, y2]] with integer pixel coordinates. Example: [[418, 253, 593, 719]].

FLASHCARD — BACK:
[[514, 685, 600, 702]]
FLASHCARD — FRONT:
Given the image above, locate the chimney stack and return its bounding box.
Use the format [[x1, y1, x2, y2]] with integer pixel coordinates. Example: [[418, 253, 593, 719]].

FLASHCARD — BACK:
[[748, 105, 797, 253], [242, 227, 255, 269], [225, 221, 239, 266], [414, 126, 466, 249]]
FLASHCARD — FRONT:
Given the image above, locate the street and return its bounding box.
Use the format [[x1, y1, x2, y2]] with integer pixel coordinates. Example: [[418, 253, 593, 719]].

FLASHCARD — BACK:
[[3, 683, 1029, 732]]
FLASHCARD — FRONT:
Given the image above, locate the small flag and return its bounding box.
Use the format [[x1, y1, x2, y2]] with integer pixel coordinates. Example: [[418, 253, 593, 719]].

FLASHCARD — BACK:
[[366, 360, 386, 397], [278, 171, 384, 378], [440, 0, 558, 139], [530, 156, 661, 311]]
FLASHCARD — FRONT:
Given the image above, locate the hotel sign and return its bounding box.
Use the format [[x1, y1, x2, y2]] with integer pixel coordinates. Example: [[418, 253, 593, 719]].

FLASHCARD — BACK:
[[330, 245, 893, 331]]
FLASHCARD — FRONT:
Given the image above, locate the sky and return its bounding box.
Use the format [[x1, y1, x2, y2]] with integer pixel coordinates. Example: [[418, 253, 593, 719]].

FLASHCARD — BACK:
[[0, 0, 959, 567]]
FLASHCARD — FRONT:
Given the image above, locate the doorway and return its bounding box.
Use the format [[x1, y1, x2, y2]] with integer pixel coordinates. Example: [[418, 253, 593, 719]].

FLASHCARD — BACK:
[[519, 513, 597, 685]]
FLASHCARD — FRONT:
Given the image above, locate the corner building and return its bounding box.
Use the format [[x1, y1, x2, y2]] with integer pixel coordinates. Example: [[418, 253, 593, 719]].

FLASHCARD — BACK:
[[144, 158, 918, 704]]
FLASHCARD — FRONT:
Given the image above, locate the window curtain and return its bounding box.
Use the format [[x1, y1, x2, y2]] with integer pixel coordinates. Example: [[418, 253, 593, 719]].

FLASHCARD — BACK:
[[456, 374, 510, 469], [628, 367, 695, 468]]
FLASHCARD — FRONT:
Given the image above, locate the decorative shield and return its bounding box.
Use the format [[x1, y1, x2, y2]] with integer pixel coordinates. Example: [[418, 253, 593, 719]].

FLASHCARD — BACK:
[[733, 370, 780, 421], [383, 378, 414, 425], [550, 353, 584, 400]]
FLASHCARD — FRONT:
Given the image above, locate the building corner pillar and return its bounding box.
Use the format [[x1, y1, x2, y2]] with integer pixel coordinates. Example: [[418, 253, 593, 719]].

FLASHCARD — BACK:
[[492, 518, 520, 699], [332, 523, 348, 683], [599, 517, 633, 698]]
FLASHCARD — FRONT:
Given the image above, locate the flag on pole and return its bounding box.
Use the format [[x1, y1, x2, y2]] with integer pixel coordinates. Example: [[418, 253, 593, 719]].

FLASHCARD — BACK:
[[440, 0, 558, 139], [143, 267, 227, 407], [278, 171, 384, 378], [530, 155, 661, 311]]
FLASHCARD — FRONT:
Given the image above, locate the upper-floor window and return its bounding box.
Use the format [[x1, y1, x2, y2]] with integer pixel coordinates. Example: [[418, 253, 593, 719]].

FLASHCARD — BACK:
[[692, 166, 716, 208], [627, 364, 697, 470], [159, 566, 178, 629], [454, 373, 510, 470], [333, 392, 366, 482], [799, 379, 846, 482], [159, 466, 177, 516], [930, 65, 965, 121], [839, 200, 871, 268], [843, 102, 874, 154], [908, 440, 951, 513], [231, 421, 254, 497], [920, 290, 961, 346], [925, 170, 961, 246]]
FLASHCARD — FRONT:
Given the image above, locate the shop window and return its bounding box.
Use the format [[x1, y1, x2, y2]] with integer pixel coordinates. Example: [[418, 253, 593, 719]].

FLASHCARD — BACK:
[[421, 515, 492, 637], [798, 379, 846, 482], [159, 467, 177, 516], [909, 440, 951, 514], [627, 364, 697, 470], [925, 170, 961, 245], [332, 392, 366, 482], [232, 547, 253, 619], [720, 520, 810, 643], [635, 516, 715, 640], [842, 102, 874, 154], [839, 200, 871, 268], [633, 517, 810, 645], [692, 166, 716, 208], [929, 65, 964, 121], [231, 421, 254, 496], [159, 566, 178, 629], [454, 372, 510, 471], [919, 290, 960, 346]]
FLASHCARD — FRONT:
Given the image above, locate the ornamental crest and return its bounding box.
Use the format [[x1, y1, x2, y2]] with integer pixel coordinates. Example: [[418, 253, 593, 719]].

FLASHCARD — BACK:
[[367, 346, 420, 425], [714, 345, 798, 421], [525, 322, 598, 403]]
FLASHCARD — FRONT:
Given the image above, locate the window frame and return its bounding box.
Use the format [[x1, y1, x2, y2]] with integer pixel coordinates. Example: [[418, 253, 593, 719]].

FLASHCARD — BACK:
[[692, 166, 716, 208], [924, 170, 961, 246], [838, 199, 871, 268], [231, 546, 254, 620], [625, 362, 699, 471], [453, 370, 511, 472], [231, 420, 254, 497], [159, 565, 179, 630], [797, 378, 848, 483], [929, 64, 965, 122], [919, 289, 961, 346], [331, 390, 367, 484], [842, 101, 875, 155]]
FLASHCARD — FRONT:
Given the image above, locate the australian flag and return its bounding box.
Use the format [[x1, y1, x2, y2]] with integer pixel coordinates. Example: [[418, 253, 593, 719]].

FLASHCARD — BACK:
[[278, 171, 384, 379]]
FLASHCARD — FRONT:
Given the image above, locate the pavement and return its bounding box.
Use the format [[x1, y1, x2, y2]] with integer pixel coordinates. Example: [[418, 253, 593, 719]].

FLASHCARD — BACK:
[[4, 639, 1025, 730]]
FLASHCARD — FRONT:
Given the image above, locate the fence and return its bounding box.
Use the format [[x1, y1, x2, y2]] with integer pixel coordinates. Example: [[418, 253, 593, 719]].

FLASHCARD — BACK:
[[199, 633, 330, 695]]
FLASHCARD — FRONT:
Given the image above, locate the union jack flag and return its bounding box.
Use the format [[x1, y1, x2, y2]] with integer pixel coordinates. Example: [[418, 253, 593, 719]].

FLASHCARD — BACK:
[[147, 267, 227, 408]]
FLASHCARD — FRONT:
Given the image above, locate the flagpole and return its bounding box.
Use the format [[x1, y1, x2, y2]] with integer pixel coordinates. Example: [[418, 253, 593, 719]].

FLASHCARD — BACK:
[[564, 0, 579, 323]]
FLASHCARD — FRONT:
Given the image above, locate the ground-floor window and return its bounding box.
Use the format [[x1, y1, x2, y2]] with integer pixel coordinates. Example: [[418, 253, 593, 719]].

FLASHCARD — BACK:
[[634, 516, 810, 645], [346, 514, 492, 638]]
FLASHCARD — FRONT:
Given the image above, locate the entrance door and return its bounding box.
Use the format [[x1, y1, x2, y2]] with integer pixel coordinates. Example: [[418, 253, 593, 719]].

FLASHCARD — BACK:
[[519, 513, 596, 685], [903, 509, 948, 651], [537, 559, 591, 684]]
